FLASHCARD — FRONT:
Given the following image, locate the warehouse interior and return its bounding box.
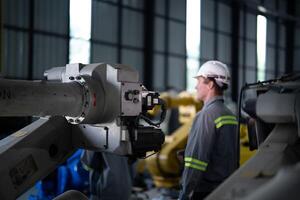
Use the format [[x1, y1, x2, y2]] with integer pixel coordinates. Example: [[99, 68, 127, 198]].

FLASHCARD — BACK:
[[0, 0, 300, 199]]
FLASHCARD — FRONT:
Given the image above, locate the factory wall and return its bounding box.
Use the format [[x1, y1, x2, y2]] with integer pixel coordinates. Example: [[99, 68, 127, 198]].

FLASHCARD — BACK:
[[1, 0, 187, 92], [200, 0, 298, 102], [264, 0, 287, 79], [3, 0, 30, 78], [2, 0, 69, 79], [90, 0, 187, 91], [1, 0, 299, 95], [153, 0, 186, 91], [295, 1, 300, 73], [90, 0, 145, 77]]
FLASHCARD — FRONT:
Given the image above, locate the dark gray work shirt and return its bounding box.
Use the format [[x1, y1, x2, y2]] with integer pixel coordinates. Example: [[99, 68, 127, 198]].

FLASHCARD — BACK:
[[180, 96, 238, 199]]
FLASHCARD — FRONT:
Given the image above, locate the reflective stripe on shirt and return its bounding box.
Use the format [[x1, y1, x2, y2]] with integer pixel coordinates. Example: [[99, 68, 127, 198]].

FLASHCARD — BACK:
[[214, 115, 237, 129], [185, 163, 206, 171], [184, 157, 208, 171], [214, 115, 237, 123]]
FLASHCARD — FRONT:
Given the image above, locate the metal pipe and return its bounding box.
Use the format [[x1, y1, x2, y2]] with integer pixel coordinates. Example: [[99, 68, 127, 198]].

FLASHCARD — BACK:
[[0, 79, 84, 117]]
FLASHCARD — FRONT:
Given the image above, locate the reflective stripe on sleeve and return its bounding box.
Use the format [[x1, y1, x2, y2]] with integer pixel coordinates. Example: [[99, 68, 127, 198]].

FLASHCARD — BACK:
[[184, 157, 208, 171], [185, 163, 206, 171], [185, 157, 208, 166], [214, 115, 238, 129], [215, 120, 238, 129], [214, 115, 237, 124]]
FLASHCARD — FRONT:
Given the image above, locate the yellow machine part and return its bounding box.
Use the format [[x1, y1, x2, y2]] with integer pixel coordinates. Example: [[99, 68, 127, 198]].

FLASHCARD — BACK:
[[145, 119, 193, 188], [148, 92, 202, 120], [240, 123, 256, 165]]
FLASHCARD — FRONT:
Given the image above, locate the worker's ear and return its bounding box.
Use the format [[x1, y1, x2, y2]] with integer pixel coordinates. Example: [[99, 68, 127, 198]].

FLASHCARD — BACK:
[[208, 80, 214, 89]]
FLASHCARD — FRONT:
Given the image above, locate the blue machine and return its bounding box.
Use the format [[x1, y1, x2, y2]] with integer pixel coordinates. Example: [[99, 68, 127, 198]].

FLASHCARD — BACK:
[[29, 149, 89, 200]]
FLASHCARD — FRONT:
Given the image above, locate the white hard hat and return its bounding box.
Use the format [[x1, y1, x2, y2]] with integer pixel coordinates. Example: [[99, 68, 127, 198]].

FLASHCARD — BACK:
[[194, 60, 230, 87]]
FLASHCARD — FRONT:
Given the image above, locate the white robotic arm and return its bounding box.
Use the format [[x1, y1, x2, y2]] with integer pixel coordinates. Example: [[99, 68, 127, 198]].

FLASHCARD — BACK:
[[0, 63, 165, 199]]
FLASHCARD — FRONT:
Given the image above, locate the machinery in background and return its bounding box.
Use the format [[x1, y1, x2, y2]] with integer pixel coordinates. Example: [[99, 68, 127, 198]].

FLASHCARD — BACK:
[[239, 122, 257, 165], [207, 74, 300, 200], [0, 63, 165, 200], [145, 92, 202, 188], [29, 149, 89, 200]]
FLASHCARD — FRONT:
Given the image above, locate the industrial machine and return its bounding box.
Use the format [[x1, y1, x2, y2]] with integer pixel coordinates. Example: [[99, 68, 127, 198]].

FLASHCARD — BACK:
[[0, 63, 165, 200], [29, 149, 90, 200], [206, 75, 300, 200]]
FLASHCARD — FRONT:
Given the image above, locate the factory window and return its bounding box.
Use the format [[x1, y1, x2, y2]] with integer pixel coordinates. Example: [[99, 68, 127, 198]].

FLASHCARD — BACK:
[[69, 0, 92, 63], [186, 0, 201, 91], [257, 15, 267, 81]]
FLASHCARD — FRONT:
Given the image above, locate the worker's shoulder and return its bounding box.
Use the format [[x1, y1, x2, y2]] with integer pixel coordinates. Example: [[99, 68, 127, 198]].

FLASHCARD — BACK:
[[195, 108, 215, 122], [205, 101, 236, 119]]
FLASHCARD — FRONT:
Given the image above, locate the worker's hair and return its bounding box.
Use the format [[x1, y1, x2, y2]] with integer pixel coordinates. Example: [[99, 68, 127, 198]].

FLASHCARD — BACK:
[[203, 77, 227, 95]]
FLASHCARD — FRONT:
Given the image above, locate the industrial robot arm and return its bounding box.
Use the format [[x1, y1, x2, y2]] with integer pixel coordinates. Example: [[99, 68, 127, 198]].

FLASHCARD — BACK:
[[0, 63, 165, 199]]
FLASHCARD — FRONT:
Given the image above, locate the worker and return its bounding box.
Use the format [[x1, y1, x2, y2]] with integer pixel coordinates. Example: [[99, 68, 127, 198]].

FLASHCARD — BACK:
[[179, 60, 238, 200]]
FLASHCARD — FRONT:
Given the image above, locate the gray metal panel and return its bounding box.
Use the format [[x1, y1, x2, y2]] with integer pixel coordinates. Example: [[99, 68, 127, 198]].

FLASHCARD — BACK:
[[167, 57, 186, 90], [121, 49, 144, 80], [168, 21, 186, 55], [266, 47, 275, 74], [238, 63, 244, 91], [153, 54, 165, 90], [293, 47, 300, 72], [33, 35, 68, 79], [245, 68, 256, 83], [102, 0, 118, 3], [279, 24, 286, 48], [3, 0, 29, 27], [218, 3, 231, 33], [264, 0, 276, 10], [225, 67, 232, 96], [238, 39, 244, 66], [122, 9, 144, 48], [155, 0, 165, 15], [239, 10, 244, 37], [267, 20, 275, 45], [169, 0, 186, 21], [154, 17, 165, 52], [246, 41, 256, 67], [201, 29, 215, 60], [3, 30, 28, 78], [296, 28, 300, 46], [122, 0, 144, 9], [201, 0, 215, 29], [279, 0, 287, 14], [92, 1, 118, 43], [227, 66, 233, 79], [34, 0, 69, 34], [246, 13, 257, 40], [297, 2, 300, 17], [294, 49, 300, 72], [91, 44, 117, 63], [266, 71, 275, 80], [200, 60, 206, 66], [217, 35, 231, 64], [256, 92, 297, 123], [279, 49, 285, 75]]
